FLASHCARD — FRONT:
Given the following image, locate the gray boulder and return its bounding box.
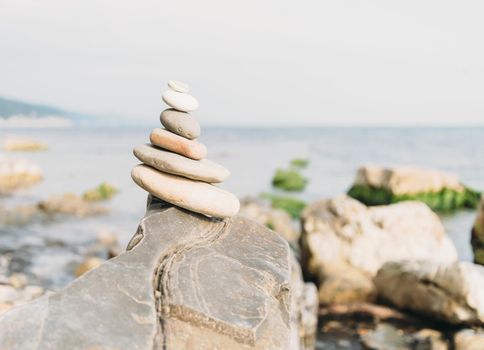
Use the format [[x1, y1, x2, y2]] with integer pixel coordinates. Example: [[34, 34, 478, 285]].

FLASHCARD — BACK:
[[0, 196, 315, 349]]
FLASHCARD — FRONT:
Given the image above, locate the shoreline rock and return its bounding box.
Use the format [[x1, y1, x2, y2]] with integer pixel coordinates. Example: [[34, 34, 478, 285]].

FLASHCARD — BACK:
[[375, 260, 484, 325], [0, 157, 43, 194], [347, 165, 481, 211], [3, 137, 48, 152], [300, 195, 457, 304]]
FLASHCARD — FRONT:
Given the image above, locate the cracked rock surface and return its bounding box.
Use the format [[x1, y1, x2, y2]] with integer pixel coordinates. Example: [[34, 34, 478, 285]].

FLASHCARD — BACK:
[[0, 196, 300, 349]]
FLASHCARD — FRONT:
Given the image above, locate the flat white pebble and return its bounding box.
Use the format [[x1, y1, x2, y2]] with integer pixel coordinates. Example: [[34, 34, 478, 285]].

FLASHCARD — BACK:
[[162, 90, 199, 112], [168, 80, 189, 93]]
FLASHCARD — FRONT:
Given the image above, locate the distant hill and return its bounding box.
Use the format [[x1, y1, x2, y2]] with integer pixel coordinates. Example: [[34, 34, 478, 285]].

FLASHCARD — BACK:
[[0, 96, 98, 126], [0, 96, 67, 118]]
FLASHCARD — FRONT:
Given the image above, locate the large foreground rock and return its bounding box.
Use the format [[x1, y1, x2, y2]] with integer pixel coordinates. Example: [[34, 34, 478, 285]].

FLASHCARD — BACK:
[[301, 195, 457, 303], [375, 260, 484, 325], [347, 165, 481, 211], [471, 195, 484, 265], [0, 196, 314, 349]]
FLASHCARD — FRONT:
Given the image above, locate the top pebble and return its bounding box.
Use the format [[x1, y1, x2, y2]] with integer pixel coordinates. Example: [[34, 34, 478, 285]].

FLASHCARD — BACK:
[[168, 80, 190, 93]]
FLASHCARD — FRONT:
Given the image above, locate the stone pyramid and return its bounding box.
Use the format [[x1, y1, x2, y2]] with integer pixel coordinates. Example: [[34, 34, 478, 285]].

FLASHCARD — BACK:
[[132, 80, 240, 218]]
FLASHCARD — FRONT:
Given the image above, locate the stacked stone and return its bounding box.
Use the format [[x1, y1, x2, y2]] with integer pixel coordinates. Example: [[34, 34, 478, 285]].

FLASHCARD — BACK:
[[131, 80, 240, 218]]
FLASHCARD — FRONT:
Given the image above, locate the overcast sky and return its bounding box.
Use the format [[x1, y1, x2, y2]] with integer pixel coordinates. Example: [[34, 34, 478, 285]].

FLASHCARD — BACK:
[[1, 0, 484, 126]]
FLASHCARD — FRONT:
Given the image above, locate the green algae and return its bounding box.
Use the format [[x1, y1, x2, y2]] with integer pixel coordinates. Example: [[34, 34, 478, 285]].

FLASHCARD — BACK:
[[261, 193, 306, 219], [347, 184, 481, 211], [83, 182, 119, 201], [272, 169, 308, 192], [290, 158, 309, 169]]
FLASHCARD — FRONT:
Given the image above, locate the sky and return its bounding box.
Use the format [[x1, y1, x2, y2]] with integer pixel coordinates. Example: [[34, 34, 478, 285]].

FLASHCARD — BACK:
[[1, 0, 484, 126]]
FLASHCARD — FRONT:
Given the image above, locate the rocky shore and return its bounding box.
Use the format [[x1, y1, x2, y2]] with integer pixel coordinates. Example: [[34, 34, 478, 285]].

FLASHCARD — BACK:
[[0, 85, 483, 349]]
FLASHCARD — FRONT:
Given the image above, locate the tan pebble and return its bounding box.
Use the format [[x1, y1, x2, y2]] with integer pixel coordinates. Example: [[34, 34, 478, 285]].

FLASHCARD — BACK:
[[150, 128, 207, 160]]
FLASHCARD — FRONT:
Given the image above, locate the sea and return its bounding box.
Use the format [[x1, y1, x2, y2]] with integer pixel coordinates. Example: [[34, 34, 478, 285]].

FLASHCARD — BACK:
[[0, 126, 483, 290]]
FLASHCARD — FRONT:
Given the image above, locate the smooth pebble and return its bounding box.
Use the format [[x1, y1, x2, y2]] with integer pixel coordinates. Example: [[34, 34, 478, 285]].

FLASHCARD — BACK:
[[131, 164, 240, 218], [160, 109, 200, 140], [162, 90, 198, 112], [150, 128, 207, 160], [168, 80, 189, 93], [134, 144, 229, 183]]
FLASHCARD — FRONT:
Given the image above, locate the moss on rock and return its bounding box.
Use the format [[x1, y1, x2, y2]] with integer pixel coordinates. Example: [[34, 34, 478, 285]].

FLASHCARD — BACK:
[[290, 158, 309, 169], [272, 169, 308, 192], [347, 184, 481, 211], [83, 182, 119, 201], [262, 193, 306, 219]]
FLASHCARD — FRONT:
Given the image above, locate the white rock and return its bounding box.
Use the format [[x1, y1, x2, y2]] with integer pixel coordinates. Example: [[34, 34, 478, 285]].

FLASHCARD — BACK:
[[160, 109, 200, 140], [134, 144, 229, 183], [375, 260, 484, 325], [301, 195, 457, 277], [168, 80, 189, 93], [162, 90, 198, 112], [131, 164, 240, 218]]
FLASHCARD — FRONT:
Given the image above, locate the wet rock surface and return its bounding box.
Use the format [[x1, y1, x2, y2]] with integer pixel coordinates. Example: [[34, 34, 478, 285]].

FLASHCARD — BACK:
[[0, 196, 315, 349]]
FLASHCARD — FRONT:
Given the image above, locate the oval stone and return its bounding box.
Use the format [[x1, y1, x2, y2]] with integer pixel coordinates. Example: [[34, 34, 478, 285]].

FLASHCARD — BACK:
[[150, 128, 207, 160], [131, 164, 240, 218], [162, 90, 199, 112], [133, 144, 229, 183], [168, 80, 189, 93], [160, 109, 201, 140]]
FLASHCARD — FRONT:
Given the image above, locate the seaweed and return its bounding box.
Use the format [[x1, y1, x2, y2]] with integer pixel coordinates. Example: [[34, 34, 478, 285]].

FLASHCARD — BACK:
[[261, 193, 306, 219], [272, 169, 308, 192], [347, 184, 481, 211], [83, 182, 119, 201]]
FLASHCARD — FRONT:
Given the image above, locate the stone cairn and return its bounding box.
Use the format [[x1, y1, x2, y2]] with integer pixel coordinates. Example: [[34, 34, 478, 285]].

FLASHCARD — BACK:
[[131, 80, 240, 218]]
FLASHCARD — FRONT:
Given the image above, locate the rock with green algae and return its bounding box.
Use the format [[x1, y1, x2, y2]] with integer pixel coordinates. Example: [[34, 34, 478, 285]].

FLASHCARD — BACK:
[[82, 182, 119, 201], [261, 193, 306, 219], [272, 169, 308, 192], [0, 196, 316, 350], [348, 165, 481, 211], [290, 158, 309, 169], [472, 196, 484, 265]]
